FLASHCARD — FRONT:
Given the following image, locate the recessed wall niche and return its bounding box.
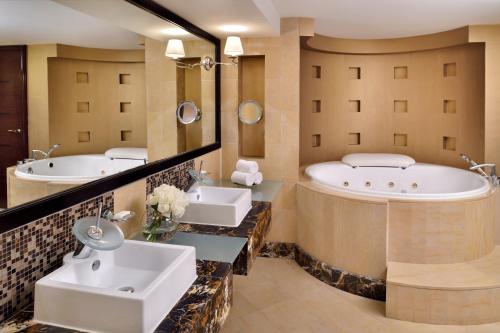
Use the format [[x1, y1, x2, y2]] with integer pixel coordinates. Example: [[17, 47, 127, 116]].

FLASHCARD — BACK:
[[443, 63, 456, 77], [394, 100, 408, 113], [238, 55, 265, 158], [443, 100, 456, 114], [312, 100, 321, 113], [77, 102, 89, 113], [312, 65, 321, 78], [76, 72, 88, 83], [78, 131, 90, 143], [443, 136, 456, 151], [394, 133, 408, 146], [394, 66, 408, 79], [349, 100, 361, 113], [121, 130, 132, 142], [119, 73, 132, 84], [348, 67, 361, 79], [120, 102, 132, 113], [348, 132, 361, 145], [312, 134, 321, 147]]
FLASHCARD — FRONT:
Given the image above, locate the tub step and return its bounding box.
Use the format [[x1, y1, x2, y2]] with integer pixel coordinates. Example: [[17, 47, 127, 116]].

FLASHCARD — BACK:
[[386, 246, 500, 325]]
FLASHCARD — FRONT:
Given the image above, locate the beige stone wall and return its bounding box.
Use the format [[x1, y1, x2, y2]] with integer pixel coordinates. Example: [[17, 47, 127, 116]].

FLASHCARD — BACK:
[[27, 44, 57, 152], [48, 58, 146, 156], [469, 25, 500, 167], [194, 148, 222, 180], [145, 37, 178, 161], [183, 40, 216, 147], [300, 43, 485, 167], [113, 179, 147, 238], [221, 19, 310, 242]]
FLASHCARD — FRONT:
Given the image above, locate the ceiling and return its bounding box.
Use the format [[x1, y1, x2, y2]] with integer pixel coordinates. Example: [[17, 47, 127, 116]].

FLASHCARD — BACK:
[[1, 0, 499, 49], [0, 0, 202, 50], [271, 0, 500, 39], [155, 0, 500, 39], [152, 0, 281, 37], [0, 0, 142, 49], [53, 0, 201, 42]]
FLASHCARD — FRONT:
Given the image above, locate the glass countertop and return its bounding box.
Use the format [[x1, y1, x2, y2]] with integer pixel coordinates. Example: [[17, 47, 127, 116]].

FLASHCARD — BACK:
[[133, 231, 247, 263], [210, 179, 283, 202]]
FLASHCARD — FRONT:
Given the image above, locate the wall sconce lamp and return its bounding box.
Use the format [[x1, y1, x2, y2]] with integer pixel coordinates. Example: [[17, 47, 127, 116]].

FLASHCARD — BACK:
[[166, 36, 244, 71]]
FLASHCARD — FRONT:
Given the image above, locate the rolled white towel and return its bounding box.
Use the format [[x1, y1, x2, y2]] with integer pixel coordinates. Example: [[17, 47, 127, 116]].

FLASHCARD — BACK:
[[236, 159, 259, 174], [253, 172, 263, 185], [231, 171, 255, 186]]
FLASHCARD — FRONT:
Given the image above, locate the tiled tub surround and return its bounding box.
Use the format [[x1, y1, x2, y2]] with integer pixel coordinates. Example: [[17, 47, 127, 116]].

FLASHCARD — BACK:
[[1, 260, 233, 333], [178, 201, 272, 275], [0, 193, 113, 323], [259, 242, 387, 301]]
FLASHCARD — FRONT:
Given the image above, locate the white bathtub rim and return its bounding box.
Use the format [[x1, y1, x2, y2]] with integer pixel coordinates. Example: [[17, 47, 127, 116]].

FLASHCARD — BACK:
[[301, 162, 493, 203], [14, 154, 141, 182], [299, 178, 494, 204]]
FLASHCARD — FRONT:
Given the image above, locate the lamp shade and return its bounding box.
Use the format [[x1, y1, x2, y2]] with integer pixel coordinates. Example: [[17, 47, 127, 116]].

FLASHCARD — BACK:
[[165, 39, 185, 59], [224, 36, 243, 57]]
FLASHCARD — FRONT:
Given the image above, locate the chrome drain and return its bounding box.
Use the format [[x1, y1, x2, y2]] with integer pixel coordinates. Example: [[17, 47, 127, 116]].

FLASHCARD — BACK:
[[118, 286, 135, 293]]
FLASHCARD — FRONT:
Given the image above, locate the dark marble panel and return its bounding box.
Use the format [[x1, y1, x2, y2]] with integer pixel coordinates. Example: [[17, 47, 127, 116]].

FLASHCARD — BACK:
[[259, 241, 296, 260], [258, 242, 387, 302], [0, 261, 233, 333], [295, 246, 386, 301], [178, 201, 271, 275]]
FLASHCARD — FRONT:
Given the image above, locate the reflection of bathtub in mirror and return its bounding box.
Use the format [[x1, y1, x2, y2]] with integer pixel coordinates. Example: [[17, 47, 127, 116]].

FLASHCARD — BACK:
[[7, 155, 145, 208]]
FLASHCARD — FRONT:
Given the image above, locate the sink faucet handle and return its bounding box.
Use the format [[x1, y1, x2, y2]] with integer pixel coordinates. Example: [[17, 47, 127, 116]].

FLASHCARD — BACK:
[[470, 163, 496, 170], [101, 207, 135, 222]]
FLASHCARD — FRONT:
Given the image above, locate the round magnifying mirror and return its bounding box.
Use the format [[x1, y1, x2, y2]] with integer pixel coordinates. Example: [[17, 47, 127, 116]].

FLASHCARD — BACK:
[[238, 100, 263, 125], [176, 100, 201, 124]]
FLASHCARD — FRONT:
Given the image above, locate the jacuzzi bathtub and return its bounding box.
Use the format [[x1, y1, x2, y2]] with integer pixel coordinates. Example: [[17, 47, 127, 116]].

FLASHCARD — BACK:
[[297, 157, 496, 284], [15, 155, 145, 182], [305, 161, 491, 200]]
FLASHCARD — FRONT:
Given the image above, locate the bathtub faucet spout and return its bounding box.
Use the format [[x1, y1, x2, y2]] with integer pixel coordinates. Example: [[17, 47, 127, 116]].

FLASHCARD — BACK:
[[31, 144, 61, 160], [470, 163, 497, 187], [460, 153, 488, 177]]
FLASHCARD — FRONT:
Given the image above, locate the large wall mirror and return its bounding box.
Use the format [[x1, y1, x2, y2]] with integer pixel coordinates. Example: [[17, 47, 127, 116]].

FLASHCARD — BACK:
[[0, 0, 220, 229]]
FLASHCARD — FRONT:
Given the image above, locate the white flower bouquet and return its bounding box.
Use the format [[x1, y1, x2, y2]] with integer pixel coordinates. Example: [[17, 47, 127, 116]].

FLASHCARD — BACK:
[[143, 184, 188, 241]]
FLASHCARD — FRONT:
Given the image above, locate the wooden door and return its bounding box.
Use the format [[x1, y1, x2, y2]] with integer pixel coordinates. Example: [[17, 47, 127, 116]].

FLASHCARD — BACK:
[[0, 46, 28, 208]]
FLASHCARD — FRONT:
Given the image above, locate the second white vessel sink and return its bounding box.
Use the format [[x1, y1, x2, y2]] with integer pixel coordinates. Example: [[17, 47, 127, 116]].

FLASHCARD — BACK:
[[34, 240, 197, 333], [181, 186, 252, 227]]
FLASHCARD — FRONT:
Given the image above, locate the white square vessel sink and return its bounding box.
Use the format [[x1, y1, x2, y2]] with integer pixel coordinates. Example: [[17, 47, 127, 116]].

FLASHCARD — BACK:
[[34, 240, 197, 333], [180, 186, 252, 227]]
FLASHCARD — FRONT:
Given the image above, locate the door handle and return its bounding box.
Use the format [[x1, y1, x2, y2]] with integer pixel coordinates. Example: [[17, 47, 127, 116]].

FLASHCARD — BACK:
[[7, 129, 22, 134]]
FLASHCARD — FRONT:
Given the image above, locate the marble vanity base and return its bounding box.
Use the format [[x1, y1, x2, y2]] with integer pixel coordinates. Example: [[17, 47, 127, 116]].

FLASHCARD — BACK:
[[0, 261, 232, 333], [178, 201, 272, 275], [260, 242, 386, 301]]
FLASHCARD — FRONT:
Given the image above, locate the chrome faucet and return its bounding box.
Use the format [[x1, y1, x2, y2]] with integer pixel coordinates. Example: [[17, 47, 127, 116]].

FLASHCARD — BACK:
[[460, 153, 497, 186], [187, 160, 213, 193], [31, 144, 61, 160], [73, 204, 134, 259]]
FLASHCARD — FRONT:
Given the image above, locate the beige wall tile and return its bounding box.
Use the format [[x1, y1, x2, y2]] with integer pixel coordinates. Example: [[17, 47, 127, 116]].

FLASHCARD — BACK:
[[113, 179, 146, 238], [220, 19, 302, 243]]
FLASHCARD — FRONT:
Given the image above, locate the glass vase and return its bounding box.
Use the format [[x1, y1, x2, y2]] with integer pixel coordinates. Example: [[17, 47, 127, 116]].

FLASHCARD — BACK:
[[142, 210, 179, 242]]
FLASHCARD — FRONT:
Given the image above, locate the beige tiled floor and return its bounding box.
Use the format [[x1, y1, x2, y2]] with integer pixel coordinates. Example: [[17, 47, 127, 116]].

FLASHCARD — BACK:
[[221, 258, 500, 333]]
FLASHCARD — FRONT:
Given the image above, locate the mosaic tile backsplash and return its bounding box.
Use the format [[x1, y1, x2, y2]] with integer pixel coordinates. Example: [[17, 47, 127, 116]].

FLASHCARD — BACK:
[[0, 159, 195, 323], [0, 193, 113, 322], [146, 160, 194, 194]]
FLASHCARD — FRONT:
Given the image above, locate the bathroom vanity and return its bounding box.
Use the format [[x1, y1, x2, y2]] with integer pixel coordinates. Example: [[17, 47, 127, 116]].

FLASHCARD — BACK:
[[1, 181, 280, 332]]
